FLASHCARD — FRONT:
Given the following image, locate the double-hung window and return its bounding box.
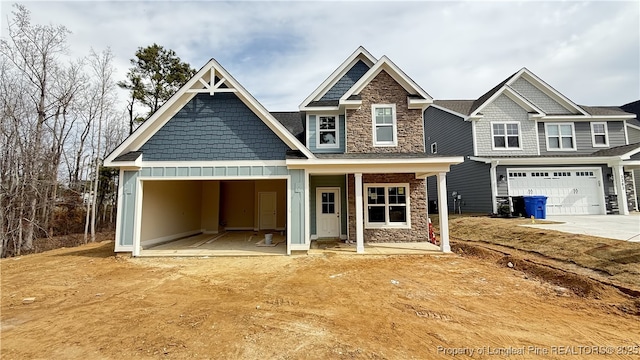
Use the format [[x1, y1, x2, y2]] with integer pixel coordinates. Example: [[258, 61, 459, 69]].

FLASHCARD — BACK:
[[590, 122, 609, 147], [364, 183, 410, 228], [317, 115, 339, 148], [372, 104, 397, 146], [545, 123, 576, 151], [491, 122, 521, 149]]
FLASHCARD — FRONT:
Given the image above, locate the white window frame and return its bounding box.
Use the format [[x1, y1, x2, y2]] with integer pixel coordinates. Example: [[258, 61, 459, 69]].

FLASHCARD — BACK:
[[315, 114, 340, 149], [490, 121, 522, 150], [364, 183, 411, 229], [545, 122, 577, 151], [590, 122, 609, 147], [371, 104, 397, 147], [430, 142, 437, 154]]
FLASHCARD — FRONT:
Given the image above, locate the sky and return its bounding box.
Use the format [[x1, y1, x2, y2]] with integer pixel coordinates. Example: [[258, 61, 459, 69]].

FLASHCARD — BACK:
[[1, 0, 639, 112]]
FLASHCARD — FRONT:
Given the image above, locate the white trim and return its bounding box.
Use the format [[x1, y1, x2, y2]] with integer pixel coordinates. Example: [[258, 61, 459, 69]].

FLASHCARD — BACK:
[[137, 160, 287, 168], [544, 122, 577, 151], [490, 121, 522, 150], [470, 156, 620, 166], [540, 114, 636, 121], [470, 85, 545, 118], [624, 120, 631, 143], [114, 169, 124, 251], [287, 156, 463, 166], [133, 179, 143, 257], [590, 122, 610, 147], [372, 104, 398, 147], [138, 175, 289, 181], [315, 187, 342, 238], [304, 169, 310, 247], [114, 245, 133, 253], [141, 229, 202, 248], [437, 173, 451, 252], [305, 115, 310, 149], [315, 114, 340, 149], [299, 46, 377, 110], [363, 183, 411, 229], [105, 58, 314, 166], [341, 56, 433, 102], [507, 68, 588, 116], [490, 162, 498, 214], [430, 142, 437, 154], [534, 119, 541, 155], [354, 173, 364, 253], [286, 175, 292, 255], [627, 121, 640, 131], [429, 104, 469, 120], [472, 121, 478, 156], [345, 174, 350, 241]]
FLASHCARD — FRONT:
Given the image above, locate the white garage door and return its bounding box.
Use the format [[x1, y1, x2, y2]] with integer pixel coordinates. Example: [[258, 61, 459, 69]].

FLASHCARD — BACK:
[[507, 168, 605, 215]]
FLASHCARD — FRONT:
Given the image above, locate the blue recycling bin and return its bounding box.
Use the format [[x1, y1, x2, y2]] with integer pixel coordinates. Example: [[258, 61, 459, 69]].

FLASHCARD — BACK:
[[523, 196, 547, 219]]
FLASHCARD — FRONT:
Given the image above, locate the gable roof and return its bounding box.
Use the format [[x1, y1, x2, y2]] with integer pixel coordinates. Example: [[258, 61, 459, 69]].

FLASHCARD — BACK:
[[340, 55, 433, 104], [299, 46, 377, 110], [105, 58, 315, 166], [271, 111, 305, 143]]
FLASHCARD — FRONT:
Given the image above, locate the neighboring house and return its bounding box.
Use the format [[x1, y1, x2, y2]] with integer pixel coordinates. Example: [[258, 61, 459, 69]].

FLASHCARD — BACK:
[[621, 100, 640, 208], [425, 68, 639, 216], [104, 47, 463, 256]]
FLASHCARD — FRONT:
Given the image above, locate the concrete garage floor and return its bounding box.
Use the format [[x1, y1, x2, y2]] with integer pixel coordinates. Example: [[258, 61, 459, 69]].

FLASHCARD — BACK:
[[140, 231, 442, 257], [141, 231, 287, 257], [523, 214, 640, 242]]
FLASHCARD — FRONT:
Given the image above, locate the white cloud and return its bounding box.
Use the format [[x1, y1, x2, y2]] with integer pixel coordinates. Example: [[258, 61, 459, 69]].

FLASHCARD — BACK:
[[2, 0, 638, 110]]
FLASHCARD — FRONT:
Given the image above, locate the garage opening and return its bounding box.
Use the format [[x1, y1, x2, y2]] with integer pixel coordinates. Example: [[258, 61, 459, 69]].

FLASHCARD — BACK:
[[138, 179, 287, 256]]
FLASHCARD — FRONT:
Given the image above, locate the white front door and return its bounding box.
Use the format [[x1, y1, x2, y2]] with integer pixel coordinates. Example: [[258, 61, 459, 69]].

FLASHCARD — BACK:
[[259, 192, 277, 229], [317, 188, 341, 238], [507, 168, 605, 215]]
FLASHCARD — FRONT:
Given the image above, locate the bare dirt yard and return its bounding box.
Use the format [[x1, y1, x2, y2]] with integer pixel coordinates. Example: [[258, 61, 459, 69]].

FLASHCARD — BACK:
[[2, 218, 640, 359]]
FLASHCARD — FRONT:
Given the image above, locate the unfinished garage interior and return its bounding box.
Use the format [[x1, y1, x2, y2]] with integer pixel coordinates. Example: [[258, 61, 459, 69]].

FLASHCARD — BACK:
[[139, 179, 288, 255]]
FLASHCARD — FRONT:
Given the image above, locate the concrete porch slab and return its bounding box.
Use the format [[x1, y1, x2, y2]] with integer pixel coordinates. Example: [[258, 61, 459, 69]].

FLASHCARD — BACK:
[[309, 241, 442, 255]]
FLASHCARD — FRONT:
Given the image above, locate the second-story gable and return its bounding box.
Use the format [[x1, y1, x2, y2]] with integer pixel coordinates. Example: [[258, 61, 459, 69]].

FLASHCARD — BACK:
[[345, 70, 425, 153], [510, 77, 575, 115]]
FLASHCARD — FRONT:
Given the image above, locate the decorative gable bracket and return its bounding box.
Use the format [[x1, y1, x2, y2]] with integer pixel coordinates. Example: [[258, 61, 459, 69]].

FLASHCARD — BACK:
[[185, 64, 239, 96]]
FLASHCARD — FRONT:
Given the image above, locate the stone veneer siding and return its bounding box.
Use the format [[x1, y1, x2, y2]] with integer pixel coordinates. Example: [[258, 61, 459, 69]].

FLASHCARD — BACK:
[[346, 70, 424, 153], [347, 173, 427, 243]]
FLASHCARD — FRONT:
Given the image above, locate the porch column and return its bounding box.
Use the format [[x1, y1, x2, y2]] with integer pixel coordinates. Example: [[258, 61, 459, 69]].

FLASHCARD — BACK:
[[437, 172, 451, 253], [490, 161, 498, 214], [612, 165, 629, 215], [354, 173, 365, 253]]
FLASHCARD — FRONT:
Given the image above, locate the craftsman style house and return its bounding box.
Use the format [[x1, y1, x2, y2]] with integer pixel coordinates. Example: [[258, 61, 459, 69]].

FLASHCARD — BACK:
[[104, 47, 463, 256], [424, 68, 639, 216]]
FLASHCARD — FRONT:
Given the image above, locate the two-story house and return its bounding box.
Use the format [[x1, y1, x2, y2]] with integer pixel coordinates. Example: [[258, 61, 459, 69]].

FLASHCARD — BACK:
[[424, 68, 639, 216], [104, 47, 463, 256]]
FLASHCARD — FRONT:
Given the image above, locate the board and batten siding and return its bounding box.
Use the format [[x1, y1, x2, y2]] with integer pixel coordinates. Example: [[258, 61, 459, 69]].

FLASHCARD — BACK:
[[510, 78, 573, 115], [475, 95, 539, 157], [139, 93, 290, 161], [307, 115, 346, 153], [309, 175, 347, 236], [537, 121, 627, 155], [424, 106, 492, 213]]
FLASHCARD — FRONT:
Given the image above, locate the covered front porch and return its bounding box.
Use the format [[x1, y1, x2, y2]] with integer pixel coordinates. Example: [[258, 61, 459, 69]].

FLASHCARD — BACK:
[[288, 153, 464, 253]]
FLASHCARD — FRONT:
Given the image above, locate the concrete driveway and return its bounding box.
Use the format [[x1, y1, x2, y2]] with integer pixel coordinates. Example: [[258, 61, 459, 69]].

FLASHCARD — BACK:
[[523, 214, 640, 242]]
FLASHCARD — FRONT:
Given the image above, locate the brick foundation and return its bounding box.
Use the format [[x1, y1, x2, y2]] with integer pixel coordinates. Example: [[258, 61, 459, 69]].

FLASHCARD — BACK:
[[347, 173, 427, 243]]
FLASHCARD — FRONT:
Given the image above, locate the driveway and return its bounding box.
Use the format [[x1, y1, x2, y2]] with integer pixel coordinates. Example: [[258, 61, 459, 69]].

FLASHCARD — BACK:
[[523, 214, 640, 242]]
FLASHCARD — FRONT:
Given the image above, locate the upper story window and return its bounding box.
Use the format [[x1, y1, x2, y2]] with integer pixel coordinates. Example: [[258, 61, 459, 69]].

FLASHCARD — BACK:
[[491, 122, 521, 150], [372, 104, 397, 147], [317, 115, 339, 148], [545, 123, 576, 151], [364, 183, 410, 228], [590, 122, 609, 147]]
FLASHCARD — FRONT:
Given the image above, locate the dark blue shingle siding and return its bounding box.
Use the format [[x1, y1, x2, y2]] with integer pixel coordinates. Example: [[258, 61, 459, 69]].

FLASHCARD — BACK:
[[319, 60, 370, 101], [140, 93, 289, 161]]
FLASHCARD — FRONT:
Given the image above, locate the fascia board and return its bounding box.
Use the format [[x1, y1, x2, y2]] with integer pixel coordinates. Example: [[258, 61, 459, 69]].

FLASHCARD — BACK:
[[427, 104, 469, 120], [469, 156, 619, 165]]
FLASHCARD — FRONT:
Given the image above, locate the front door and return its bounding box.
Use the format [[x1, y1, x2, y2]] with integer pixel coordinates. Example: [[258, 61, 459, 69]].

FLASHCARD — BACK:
[[317, 188, 340, 238], [259, 192, 277, 229]]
